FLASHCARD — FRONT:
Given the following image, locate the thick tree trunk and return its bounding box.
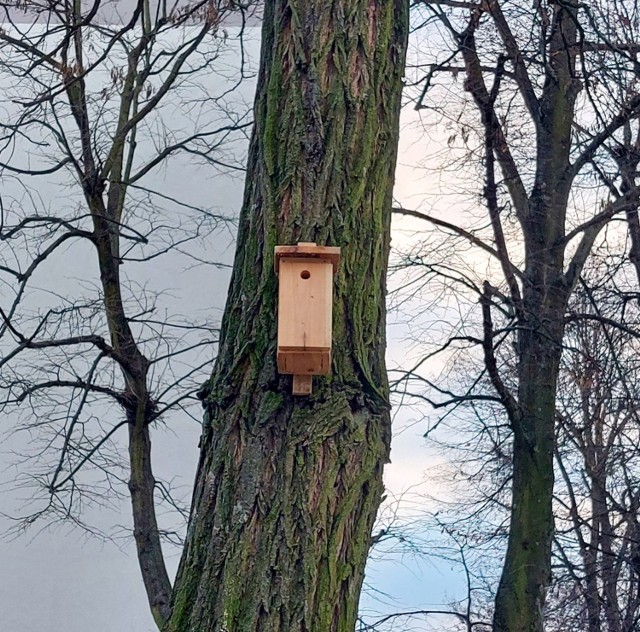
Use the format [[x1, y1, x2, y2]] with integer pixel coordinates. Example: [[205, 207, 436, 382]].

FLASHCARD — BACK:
[[166, 2, 408, 631]]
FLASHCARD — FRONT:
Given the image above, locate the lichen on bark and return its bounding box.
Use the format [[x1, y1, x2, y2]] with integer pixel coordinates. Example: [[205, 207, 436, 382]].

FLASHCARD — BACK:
[[166, 2, 409, 631]]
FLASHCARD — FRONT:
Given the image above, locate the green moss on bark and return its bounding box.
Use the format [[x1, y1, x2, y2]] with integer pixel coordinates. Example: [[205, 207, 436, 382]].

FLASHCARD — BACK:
[[166, 2, 408, 631]]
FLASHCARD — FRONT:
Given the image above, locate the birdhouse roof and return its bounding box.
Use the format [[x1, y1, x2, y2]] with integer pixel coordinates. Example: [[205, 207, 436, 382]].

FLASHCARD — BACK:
[[274, 243, 341, 274]]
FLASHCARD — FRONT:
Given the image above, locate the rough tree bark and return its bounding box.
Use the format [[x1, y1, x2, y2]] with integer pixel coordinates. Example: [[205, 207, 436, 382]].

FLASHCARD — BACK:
[[166, 2, 409, 631]]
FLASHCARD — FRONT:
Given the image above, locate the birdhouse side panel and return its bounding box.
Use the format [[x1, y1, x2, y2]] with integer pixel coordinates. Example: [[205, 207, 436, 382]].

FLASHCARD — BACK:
[[277, 259, 333, 352]]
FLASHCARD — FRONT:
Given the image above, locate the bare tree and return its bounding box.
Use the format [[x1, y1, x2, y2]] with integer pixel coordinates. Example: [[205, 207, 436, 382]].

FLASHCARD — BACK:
[[0, 0, 256, 627], [549, 280, 640, 632], [391, 1, 640, 630], [164, 0, 409, 629]]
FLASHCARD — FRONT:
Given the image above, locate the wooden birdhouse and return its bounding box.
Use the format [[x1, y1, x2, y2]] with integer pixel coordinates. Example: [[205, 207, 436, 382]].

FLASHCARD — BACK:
[[274, 242, 341, 395]]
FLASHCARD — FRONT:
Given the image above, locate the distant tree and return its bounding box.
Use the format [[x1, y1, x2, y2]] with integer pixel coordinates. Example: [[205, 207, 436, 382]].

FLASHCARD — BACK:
[[551, 283, 640, 632], [0, 0, 255, 626], [391, 267, 640, 632], [393, 1, 640, 630]]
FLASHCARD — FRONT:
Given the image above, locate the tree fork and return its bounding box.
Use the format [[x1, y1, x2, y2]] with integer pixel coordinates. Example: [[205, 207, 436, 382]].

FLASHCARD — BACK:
[[166, 2, 409, 631]]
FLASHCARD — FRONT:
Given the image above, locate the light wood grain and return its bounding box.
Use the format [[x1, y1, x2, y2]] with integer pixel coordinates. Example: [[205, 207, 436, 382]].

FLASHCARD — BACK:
[[277, 259, 332, 360], [292, 374, 313, 396]]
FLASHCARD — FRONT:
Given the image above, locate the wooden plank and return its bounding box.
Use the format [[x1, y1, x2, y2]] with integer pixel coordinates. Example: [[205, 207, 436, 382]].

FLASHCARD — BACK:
[[292, 374, 313, 396], [275, 243, 341, 274], [277, 259, 332, 355], [277, 350, 331, 375]]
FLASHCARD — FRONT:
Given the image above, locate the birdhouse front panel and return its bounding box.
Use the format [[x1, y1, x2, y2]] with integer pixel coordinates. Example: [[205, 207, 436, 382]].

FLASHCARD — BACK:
[[277, 258, 333, 375]]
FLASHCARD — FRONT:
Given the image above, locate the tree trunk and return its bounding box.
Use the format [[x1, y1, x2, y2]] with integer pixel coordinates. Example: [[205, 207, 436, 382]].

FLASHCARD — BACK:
[[492, 207, 572, 631], [491, 4, 580, 629], [493, 306, 563, 632], [166, 2, 408, 631]]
